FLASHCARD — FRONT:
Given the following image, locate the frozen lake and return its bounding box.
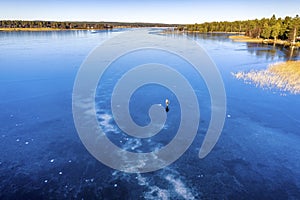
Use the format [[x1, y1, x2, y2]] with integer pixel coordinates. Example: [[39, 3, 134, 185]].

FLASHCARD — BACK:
[[0, 29, 300, 199]]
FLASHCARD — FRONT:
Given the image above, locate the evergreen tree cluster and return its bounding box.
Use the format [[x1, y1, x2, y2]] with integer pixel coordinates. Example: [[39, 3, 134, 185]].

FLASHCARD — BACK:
[[184, 15, 300, 42]]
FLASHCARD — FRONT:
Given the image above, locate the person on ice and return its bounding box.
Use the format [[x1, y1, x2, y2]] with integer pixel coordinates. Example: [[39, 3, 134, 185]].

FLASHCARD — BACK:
[[165, 99, 169, 112]]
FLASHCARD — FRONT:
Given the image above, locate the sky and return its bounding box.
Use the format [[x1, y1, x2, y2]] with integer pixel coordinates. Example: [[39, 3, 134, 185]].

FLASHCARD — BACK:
[[0, 0, 299, 24]]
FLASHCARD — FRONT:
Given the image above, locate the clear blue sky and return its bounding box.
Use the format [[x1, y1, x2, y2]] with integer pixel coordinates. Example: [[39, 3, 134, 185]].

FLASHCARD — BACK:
[[1, 0, 299, 24]]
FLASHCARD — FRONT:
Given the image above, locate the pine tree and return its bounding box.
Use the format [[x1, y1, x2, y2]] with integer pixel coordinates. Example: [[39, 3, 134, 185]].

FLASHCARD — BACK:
[[271, 22, 281, 40], [261, 22, 271, 39]]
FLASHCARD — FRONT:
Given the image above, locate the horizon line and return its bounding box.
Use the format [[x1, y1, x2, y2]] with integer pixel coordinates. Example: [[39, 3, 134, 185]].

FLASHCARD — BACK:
[[1, 14, 297, 25]]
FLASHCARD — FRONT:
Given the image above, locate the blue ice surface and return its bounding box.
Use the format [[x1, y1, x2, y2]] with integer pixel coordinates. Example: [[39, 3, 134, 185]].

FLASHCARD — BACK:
[[0, 30, 299, 199]]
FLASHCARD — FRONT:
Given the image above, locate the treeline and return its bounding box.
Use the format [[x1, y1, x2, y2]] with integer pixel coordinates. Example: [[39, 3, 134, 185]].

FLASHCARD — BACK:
[[0, 20, 112, 29], [0, 20, 178, 30], [183, 15, 300, 43]]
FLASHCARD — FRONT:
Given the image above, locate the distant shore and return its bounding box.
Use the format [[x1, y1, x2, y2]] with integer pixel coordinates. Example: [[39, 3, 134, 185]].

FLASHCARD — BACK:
[[0, 28, 109, 32], [229, 35, 300, 47]]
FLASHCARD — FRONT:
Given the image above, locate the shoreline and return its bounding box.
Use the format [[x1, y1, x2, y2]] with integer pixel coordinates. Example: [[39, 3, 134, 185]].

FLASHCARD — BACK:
[[165, 30, 300, 47], [164, 29, 245, 35], [229, 35, 300, 47], [186, 31, 245, 34]]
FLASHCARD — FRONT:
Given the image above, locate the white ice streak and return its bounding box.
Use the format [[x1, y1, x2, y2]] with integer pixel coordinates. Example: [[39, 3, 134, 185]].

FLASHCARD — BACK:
[[165, 174, 195, 200], [111, 166, 197, 200], [122, 138, 142, 151], [144, 185, 170, 200], [98, 113, 120, 133]]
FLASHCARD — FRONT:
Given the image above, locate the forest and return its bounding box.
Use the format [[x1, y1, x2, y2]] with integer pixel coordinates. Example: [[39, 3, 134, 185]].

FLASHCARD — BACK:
[[183, 15, 300, 43], [0, 20, 177, 30]]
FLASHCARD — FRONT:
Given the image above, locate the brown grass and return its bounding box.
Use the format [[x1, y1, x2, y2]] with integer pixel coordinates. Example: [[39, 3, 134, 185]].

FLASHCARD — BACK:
[[269, 61, 300, 92], [233, 60, 300, 94], [229, 35, 263, 43]]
